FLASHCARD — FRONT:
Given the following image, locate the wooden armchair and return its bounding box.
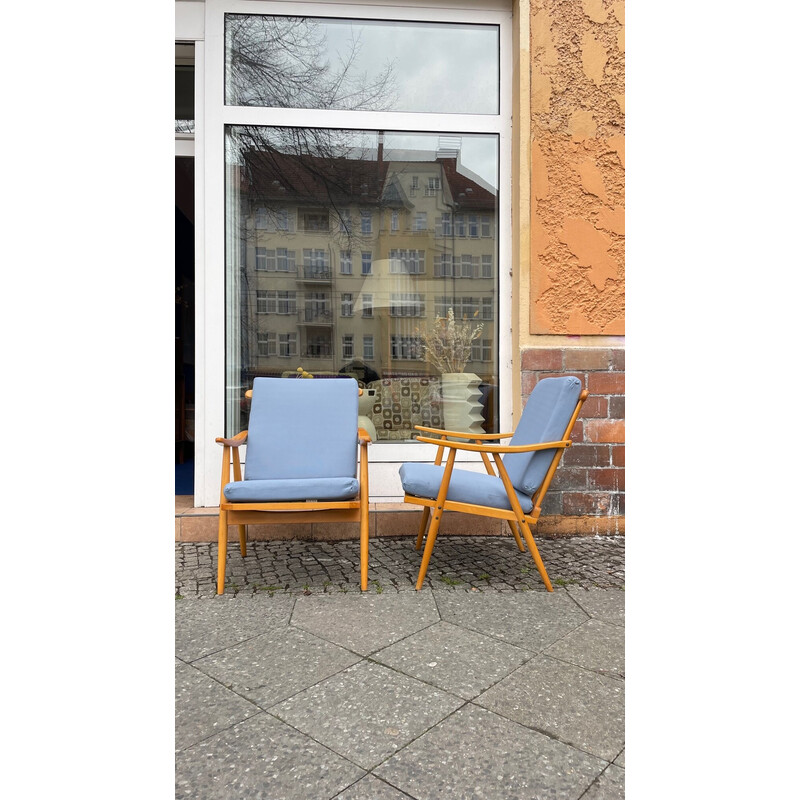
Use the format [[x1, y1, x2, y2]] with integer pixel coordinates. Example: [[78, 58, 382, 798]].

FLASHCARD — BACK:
[[216, 378, 371, 594], [399, 376, 587, 591]]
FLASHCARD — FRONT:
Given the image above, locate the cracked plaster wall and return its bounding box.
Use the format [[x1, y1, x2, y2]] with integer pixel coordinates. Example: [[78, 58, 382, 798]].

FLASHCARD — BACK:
[[529, 0, 625, 335]]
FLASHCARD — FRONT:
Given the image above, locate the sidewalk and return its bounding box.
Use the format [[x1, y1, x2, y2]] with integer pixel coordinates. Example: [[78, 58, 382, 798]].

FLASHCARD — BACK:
[[176, 535, 625, 799]]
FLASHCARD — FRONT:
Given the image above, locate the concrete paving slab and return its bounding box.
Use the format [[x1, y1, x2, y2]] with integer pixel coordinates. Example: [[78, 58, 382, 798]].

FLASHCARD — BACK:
[[175, 713, 365, 799], [544, 618, 625, 677], [336, 774, 415, 799], [191, 626, 360, 709], [291, 591, 440, 655], [583, 764, 625, 800], [175, 595, 294, 662], [614, 748, 625, 768], [566, 588, 625, 627], [271, 660, 463, 770], [474, 655, 624, 762], [175, 660, 261, 751], [374, 702, 606, 800], [434, 590, 588, 653], [372, 620, 532, 700]]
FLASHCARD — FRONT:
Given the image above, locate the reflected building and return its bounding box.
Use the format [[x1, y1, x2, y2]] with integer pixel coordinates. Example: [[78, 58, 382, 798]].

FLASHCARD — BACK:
[[232, 140, 497, 399]]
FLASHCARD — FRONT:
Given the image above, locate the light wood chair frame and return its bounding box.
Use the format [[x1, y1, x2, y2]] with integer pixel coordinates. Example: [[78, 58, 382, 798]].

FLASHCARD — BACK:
[[406, 389, 588, 591], [215, 390, 371, 594]]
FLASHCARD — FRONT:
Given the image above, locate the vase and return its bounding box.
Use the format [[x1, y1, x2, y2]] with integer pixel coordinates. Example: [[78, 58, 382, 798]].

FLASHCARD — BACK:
[[440, 372, 484, 438]]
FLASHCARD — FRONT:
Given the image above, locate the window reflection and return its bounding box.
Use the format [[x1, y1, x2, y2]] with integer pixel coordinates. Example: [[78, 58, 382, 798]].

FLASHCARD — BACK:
[[225, 15, 499, 115], [225, 127, 499, 439]]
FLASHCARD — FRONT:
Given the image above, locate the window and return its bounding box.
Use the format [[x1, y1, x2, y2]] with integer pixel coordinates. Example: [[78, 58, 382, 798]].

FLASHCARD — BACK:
[[222, 6, 506, 446], [457, 254, 474, 278], [275, 248, 295, 272], [391, 335, 423, 360], [276, 291, 296, 315], [390, 292, 425, 317], [303, 249, 330, 277], [389, 249, 425, 275], [436, 296, 486, 320], [437, 213, 453, 237], [257, 332, 275, 357], [471, 337, 492, 363], [434, 254, 453, 277], [278, 333, 298, 358], [257, 290, 297, 314], [302, 209, 330, 232], [361, 251, 372, 275], [303, 293, 330, 322], [342, 334, 354, 360]]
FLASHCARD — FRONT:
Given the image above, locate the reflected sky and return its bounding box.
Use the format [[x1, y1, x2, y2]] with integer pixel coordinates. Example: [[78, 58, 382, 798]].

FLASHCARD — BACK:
[[226, 15, 499, 115], [322, 19, 499, 114]]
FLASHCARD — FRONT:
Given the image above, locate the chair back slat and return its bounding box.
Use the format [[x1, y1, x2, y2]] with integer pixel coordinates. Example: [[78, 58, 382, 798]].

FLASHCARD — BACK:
[[244, 378, 358, 481], [503, 376, 583, 496]]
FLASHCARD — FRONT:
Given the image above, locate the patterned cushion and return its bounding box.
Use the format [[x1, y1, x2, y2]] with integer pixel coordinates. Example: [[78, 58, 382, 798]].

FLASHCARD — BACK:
[[365, 378, 443, 441]]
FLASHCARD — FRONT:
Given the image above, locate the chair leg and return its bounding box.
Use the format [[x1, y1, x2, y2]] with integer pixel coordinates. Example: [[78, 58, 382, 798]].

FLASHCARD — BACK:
[[360, 505, 369, 592], [507, 520, 525, 551], [518, 519, 553, 592], [217, 509, 228, 595], [416, 509, 443, 590], [415, 450, 456, 591], [415, 507, 431, 551], [238, 525, 247, 556]]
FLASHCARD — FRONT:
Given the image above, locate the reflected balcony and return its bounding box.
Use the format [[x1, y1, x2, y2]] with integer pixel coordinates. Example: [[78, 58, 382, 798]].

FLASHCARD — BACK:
[[297, 268, 333, 283], [299, 309, 334, 326]]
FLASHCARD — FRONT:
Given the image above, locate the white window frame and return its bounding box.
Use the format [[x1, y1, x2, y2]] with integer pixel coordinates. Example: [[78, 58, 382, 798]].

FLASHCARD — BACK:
[[196, 0, 512, 505]]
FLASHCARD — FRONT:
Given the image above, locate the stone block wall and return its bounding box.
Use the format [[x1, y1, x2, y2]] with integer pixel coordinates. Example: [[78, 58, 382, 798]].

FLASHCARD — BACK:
[[521, 345, 624, 535]]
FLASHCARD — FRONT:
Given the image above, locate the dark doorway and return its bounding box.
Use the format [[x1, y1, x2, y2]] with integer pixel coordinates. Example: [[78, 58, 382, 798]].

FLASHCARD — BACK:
[[175, 156, 195, 494]]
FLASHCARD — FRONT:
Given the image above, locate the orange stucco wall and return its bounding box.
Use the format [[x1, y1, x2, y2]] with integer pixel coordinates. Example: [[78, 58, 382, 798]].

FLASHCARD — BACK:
[[529, 0, 625, 335]]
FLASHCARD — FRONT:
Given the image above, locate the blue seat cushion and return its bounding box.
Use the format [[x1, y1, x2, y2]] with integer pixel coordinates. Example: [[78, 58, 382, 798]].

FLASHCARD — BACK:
[[399, 463, 533, 514], [224, 477, 360, 503]]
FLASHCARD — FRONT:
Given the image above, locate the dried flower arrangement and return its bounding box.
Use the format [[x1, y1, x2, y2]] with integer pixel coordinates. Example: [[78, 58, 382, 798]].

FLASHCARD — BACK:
[[420, 308, 484, 373]]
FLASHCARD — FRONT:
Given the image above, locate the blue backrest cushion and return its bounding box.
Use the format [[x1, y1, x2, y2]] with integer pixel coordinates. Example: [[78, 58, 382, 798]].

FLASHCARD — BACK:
[[502, 376, 582, 496], [244, 378, 358, 481]]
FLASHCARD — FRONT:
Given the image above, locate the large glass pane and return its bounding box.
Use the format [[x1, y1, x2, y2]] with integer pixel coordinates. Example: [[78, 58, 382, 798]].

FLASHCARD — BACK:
[[225, 126, 499, 440], [225, 15, 500, 115]]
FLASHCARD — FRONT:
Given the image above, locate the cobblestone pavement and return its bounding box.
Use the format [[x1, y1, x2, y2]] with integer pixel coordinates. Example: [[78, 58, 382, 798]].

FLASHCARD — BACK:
[[176, 535, 625, 597]]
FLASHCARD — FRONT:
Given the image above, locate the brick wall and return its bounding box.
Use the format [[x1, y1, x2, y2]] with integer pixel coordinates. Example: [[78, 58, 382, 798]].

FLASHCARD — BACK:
[[520, 346, 625, 536]]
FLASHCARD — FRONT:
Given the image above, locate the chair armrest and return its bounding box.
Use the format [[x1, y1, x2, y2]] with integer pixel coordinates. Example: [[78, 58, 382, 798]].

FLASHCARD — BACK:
[[358, 427, 372, 445], [414, 435, 572, 454], [215, 431, 248, 447], [413, 425, 514, 441]]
